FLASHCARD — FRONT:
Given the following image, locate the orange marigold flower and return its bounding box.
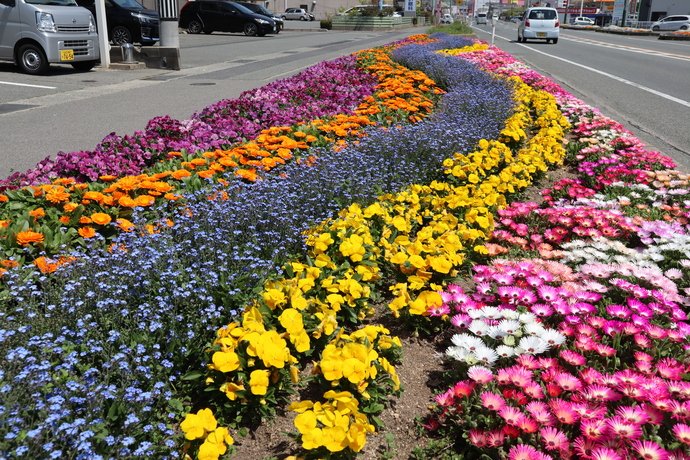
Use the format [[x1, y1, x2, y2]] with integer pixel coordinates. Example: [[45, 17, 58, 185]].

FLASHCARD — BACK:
[[114, 176, 140, 191], [167, 151, 183, 157], [78, 226, 96, 238], [190, 158, 207, 166], [45, 186, 70, 203], [82, 191, 105, 203], [135, 195, 155, 207], [59, 216, 71, 224], [53, 178, 75, 186], [79, 216, 92, 224], [99, 175, 117, 181], [197, 170, 215, 179], [0, 194, 7, 202], [118, 196, 138, 207], [91, 213, 112, 226], [29, 208, 45, 218], [116, 218, 135, 232], [164, 193, 180, 201], [1, 260, 19, 269], [33, 256, 75, 273], [63, 202, 79, 212], [172, 169, 192, 180], [16, 230, 44, 246]]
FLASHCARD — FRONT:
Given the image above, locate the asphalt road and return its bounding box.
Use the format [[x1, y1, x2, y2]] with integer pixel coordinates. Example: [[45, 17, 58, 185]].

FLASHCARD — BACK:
[[471, 21, 690, 173], [0, 22, 425, 180]]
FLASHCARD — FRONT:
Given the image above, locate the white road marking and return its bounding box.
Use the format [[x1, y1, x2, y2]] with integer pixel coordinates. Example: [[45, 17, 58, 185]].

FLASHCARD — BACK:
[[0, 80, 56, 89]]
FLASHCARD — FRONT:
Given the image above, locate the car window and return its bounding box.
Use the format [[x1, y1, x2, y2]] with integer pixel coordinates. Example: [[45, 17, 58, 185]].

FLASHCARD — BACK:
[[219, 3, 237, 12], [201, 2, 218, 11], [529, 9, 556, 20], [111, 0, 145, 8]]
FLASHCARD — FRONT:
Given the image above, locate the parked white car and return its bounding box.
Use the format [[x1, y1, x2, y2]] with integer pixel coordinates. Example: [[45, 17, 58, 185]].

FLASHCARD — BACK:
[[440, 14, 454, 24], [517, 7, 559, 44], [572, 16, 595, 25], [651, 15, 690, 31]]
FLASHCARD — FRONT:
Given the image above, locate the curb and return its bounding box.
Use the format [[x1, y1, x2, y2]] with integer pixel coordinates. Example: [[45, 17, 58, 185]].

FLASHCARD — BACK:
[[658, 33, 690, 40]]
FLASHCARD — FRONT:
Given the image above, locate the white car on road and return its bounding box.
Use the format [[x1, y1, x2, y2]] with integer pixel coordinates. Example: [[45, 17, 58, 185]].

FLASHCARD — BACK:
[[517, 7, 559, 44], [572, 16, 595, 25]]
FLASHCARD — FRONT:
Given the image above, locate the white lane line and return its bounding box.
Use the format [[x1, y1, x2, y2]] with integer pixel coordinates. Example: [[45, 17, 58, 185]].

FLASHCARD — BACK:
[[559, 35, 690, 62], [0, 81, 56, 89], [478, 30, 690, 109]]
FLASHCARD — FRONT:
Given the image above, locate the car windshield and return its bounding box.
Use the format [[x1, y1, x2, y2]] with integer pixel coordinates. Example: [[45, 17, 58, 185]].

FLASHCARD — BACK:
[[111, 0, 145, 8], [252, 3, 271, 14], [529, 9, 556, 19]]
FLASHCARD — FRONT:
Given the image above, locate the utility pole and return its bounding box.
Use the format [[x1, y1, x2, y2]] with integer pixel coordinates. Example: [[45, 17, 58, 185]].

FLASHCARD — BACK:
[[621, 0, 628, 26]]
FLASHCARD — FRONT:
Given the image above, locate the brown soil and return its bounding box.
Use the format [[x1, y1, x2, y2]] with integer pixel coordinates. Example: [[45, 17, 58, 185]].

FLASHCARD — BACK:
[[230, 159, 580, 460]]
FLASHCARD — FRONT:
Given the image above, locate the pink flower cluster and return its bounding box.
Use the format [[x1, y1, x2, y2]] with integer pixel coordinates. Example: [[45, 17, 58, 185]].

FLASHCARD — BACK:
[[489, 203, 640, 258], [431, 259, 690, 460]]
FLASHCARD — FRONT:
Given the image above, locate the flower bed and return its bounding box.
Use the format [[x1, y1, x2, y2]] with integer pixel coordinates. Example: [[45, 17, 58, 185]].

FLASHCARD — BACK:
[[2, 32, 689, 460]]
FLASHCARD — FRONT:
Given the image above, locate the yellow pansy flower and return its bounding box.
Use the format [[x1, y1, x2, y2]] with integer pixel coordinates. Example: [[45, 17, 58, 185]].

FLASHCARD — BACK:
[[249, 369, 270, 395]]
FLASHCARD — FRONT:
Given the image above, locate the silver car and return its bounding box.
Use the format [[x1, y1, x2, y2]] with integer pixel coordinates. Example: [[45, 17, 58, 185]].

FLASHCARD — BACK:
[[651, 15, 690, 31], [517, 7, 559, 44], [282, 7, 314, 21]]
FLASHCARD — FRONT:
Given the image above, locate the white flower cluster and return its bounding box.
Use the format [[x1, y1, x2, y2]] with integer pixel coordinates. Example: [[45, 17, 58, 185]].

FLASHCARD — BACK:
[[446, 307, 566, 366]]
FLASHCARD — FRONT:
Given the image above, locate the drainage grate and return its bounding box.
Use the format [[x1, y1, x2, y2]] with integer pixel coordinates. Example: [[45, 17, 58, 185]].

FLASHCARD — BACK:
[[190, 82, 216, 86]]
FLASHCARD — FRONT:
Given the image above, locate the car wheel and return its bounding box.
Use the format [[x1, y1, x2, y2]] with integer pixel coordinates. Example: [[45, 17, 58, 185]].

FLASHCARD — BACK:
[[516, 35, 522, 42], [17, 44, 49, 75], [111, 26, 133, 45], [71, 60, 97, 71], [281, 15, 287, 20], [681, 25, 689, 30], [244, 22, 258, 36], [300, 15, 306, 20], [552, 38, 558, 44], [187, 20, 203, 34], [652, 25, 660, 31]]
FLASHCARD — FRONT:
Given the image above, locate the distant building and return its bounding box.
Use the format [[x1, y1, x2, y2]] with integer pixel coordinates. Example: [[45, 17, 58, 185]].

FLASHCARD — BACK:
[[639, 0, 690, 22]]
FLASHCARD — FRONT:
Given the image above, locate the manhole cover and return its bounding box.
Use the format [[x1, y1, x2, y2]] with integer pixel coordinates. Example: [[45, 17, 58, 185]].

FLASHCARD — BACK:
[[190, 82, 216, 86]]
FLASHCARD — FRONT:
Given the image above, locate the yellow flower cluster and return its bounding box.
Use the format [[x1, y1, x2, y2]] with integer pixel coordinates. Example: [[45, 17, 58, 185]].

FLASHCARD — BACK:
[[316, 325, 401, 392], [208, 306, 300, 400], [180, 408, 234, 460], [289, 390, 375, 453], [436, 43, 490, 55]]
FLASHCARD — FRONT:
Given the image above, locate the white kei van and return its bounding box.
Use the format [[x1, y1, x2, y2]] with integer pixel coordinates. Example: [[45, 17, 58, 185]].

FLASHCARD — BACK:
[[476, 12, 487, 24], [0, 0, 100, 74]]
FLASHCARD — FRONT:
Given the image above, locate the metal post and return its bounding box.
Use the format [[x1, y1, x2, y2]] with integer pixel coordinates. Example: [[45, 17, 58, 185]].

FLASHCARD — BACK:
[[94, 0, 109, 68], [158, 0, 179, 48]]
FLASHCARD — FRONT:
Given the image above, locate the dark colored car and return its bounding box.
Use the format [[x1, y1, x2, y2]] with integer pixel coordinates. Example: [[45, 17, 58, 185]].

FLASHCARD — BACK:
[[75, 0, 159, 45], [180, 0, 277, 36], [236, 1, 283, 32]]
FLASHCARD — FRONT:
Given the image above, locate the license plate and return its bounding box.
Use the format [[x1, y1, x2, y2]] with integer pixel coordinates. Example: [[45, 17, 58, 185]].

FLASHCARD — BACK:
[[537, 32, 546, 37], [60, 49, 74, 61]]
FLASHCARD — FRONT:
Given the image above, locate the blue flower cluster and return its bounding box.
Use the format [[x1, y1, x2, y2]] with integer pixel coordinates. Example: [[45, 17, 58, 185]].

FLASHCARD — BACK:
[[0, 35, 516, 458]]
